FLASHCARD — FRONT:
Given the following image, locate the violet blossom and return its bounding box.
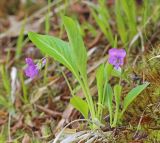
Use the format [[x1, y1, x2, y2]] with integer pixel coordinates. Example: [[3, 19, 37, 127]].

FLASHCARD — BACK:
[[108, 48, 126, 69], [25, 58, 39, 79]]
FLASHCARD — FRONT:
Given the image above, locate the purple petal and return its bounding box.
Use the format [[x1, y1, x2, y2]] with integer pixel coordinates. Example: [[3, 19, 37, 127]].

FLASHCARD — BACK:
[[25, 64, 39, 79], [108, 56, 117, 65], [25, 58, 39, 79], [109, 48, 126, 58], [118, 57, 124, 66], [109, 48, 119, 56], [118, 49, 126, 58], [25, 58, 34, 65]]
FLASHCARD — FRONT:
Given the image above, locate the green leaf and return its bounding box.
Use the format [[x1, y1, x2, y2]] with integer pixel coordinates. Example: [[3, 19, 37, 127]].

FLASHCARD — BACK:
[[105, 63, 113, 81], [114, 85, 122, 108], [0, 96, 8, 106], [122, 82, 149, 114], [28, 17, 95, 121], [62, 16, 87, 78], [28, 32, 79, 78], [121, 0, 137, 39], [70, 96, 89, 119], [115, 0, 127, 44], [96, 64, 105, 103], [112, 84, 122, 127], [16, 18, 26, 58], [96, 64, 105, 119], [89, 1, 114, 46], [111, 68, 122, 78], [0, 96, 12, 110], [105, 84, 113, 125], [142, 0, 151, 26], [96, 64, 113, 120], [0, 65, 10, 95]]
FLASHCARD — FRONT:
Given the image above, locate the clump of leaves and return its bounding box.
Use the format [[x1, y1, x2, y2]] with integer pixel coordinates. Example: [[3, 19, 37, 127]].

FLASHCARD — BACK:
[[28, 16, 149, 128]]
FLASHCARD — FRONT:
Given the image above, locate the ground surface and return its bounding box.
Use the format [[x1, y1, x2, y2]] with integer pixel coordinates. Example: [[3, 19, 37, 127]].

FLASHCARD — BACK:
[[0, 0, 160, 143]]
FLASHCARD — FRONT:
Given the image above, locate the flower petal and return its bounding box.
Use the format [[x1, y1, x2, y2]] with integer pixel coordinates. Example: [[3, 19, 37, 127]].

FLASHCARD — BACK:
[[108, 48, 119, 56], [118, 49, 126, 58], [25, 65, 39, 79], [25, 58, 34, 65], [25, 58, 39, 79]]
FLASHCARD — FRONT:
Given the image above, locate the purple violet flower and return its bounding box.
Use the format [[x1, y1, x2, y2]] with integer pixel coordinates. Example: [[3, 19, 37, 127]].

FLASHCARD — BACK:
[[25, 58, 39, 79], [108, 48, 126, 69]]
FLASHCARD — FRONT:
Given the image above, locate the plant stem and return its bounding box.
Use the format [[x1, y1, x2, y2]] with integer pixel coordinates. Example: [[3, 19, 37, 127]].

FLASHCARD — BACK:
[[112, 104, 119, 127], [84, 81, 96, 119], [80, 80, 96, 120]]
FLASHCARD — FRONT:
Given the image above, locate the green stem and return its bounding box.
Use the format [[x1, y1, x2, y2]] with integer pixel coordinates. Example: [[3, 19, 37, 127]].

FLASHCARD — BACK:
[[102, 81, 113, 125], [61, 68, 96, 127], [71, 70, 96, 124], [80, 79, 96, 120], [112, 104, 119, 127], [112, 77, 122, 127]]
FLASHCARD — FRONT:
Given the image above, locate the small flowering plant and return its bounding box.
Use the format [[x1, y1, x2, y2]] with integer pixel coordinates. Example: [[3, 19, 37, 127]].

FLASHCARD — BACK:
[[96, 48, 149, 127], [28, 16, 149, 128]]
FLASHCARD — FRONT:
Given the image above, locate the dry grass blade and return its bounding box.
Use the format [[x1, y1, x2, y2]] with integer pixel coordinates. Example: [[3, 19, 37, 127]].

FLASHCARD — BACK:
[[53, 119, 90, 143], [148, 55, 160, 61], [61, 131, 87, 143], [10, 67, 17, 103], [35, 104, 62, 117], [55, 130, 110, 143]]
